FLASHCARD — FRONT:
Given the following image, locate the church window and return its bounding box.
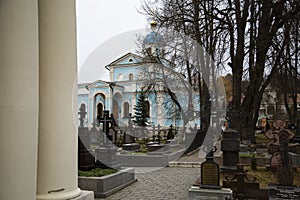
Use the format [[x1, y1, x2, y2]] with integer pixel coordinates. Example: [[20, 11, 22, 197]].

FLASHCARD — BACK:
[[128, 58, 133, 62], [118, 73, 124, 81], [123, 102, 130, 118], [129, 73, 133, 81]]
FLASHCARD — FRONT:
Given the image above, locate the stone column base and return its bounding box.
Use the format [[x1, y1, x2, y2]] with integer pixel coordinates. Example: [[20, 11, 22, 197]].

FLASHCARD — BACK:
[[188, 186, 232, 200], [73, 190, 94, 200]]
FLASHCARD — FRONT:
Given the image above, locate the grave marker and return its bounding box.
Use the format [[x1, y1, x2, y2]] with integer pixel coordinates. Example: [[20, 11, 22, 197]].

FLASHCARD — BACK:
[[78, 104, 87, 127], [200, 147, 220, 189], [268, 185, 300, 200], [277, 130, 294, 186], [98, 110, 113, 141], [221, 129, 240, 170]]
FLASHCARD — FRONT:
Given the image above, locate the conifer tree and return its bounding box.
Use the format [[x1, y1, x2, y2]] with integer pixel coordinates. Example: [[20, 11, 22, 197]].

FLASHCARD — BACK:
[[133, 89, 149, 127]]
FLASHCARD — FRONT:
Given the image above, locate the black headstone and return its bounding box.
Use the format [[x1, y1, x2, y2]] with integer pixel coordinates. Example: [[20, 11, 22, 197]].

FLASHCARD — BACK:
[[221, 129, 240, 170], [200, 148, 220, 189]]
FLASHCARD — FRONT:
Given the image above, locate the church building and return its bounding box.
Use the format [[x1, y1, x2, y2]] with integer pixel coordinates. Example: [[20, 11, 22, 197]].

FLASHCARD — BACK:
[[78, 22, 201, 130]]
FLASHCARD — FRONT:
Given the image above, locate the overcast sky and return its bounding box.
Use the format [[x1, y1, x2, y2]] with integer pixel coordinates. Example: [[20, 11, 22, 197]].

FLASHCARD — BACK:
[[76, 0, 148, 71]]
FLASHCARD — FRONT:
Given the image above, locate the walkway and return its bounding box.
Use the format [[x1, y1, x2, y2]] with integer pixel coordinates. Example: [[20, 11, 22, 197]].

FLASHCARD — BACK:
[[96, 150, 202, 200]]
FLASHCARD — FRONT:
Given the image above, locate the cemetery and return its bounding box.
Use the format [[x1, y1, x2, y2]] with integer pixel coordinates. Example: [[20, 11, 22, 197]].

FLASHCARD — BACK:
[[78, 104, 300, 199], [75, 20, 300, 198], [2, 1, 300, 200]]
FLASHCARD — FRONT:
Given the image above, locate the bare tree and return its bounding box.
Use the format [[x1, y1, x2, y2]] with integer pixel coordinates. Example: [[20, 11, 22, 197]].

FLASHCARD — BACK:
[[140, 0, 226, 131], [140, 0, 300, 141]]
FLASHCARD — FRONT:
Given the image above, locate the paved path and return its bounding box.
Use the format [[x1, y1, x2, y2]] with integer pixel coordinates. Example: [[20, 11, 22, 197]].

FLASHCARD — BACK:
[[96, 167, 200, 200], [96, 150, 202, 200]]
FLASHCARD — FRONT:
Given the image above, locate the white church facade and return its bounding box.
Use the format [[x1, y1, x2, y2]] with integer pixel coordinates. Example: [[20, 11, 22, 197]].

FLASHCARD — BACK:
[[78, 25, 201, 130]]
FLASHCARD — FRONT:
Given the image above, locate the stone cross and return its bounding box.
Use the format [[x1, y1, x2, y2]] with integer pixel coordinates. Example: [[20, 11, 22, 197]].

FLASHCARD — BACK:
[[265, 119, 295, 145], [167, 124, 175, 140], [223, 164, 259, 200], [98, 110, 113, 141], [78, 104, 87, 127], [126, 113, 135, 143], [277, 129, 294, 186]]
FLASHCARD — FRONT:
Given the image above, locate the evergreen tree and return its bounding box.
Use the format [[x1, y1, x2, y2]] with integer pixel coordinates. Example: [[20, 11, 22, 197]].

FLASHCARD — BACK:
[[133, 89, 149, 127]]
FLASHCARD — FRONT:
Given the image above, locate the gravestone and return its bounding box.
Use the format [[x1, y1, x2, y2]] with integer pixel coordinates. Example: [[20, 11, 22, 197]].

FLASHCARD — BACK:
[[265, 121, 295, 172], [268, 184, 300, 200], [268, 152, 281, 172], [78, 104, 87, 127], [78, 105, 95, 170], [276, 130, 294, 186], [146, 141, 158, 148], [223, 164, 260, 200], [90, 121, 100, 145], [122, 143, 141, 151], [94, 143, 120, 169], [147, 143, 169, 153], [200, 147, 220, 189], [124, 114, 135, 143], [188, 187, 232, 200], [189, 147, 232, 200], [221, 129, 240, 170], [167, 124, 175, 140], [98, 110, 114, 141], [78, 132, 95, 171]]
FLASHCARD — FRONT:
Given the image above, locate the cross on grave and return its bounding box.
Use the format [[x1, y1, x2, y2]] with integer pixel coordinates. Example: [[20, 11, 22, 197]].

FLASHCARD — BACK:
[[98, 110, 114, 141], [78, 104, 87, 127], [167, 124, 175, 140], [265, 119, 295, 146], [124, 113, 135, 143], [277, 129, 294, 186], [223, 164, 259, 200]]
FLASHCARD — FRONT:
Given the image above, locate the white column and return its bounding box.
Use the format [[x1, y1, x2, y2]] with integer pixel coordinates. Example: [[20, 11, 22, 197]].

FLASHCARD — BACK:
[[36, 0, 81, 199], [0, 1, 39, 199]]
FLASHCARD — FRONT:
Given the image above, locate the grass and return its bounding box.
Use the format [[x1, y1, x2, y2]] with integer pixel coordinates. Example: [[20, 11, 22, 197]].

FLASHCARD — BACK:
[[78, 168, 118, 177], [255, 133, 269, 144]]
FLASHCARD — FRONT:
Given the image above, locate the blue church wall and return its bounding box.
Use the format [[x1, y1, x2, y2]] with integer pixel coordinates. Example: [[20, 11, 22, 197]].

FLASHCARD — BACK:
[[78, 95, 88, 107], [113, 66, 142, 81], [77, 48, 204, 129], [89, 87, 109, 98], [88, 98, 94, 125]]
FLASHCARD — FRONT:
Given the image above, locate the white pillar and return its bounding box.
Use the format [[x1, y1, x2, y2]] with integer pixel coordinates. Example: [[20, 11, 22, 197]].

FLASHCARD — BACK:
[[0, 1, 39, 199], [36, 0, 81, 199]]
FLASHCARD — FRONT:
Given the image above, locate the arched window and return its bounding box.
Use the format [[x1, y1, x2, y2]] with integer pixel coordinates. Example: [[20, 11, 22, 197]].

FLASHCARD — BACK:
[[145, 100, 150, 117], [129, 73, 133, 81], [118, 73, 124, 81], [123, 102, 130, 118]]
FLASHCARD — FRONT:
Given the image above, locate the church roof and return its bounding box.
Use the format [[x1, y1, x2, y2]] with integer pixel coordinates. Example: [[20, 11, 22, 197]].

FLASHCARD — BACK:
[[86, 80, 124, 90], [106, 52, 143, 70]]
